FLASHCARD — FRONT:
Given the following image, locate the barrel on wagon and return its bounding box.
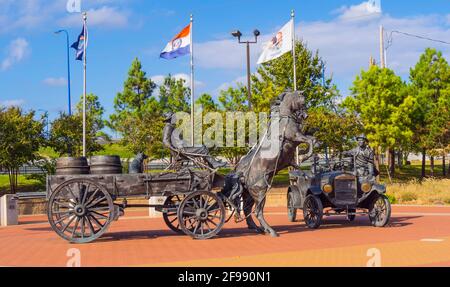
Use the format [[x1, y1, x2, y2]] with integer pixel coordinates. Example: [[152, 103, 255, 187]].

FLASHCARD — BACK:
[[55, 157, 90, 175]]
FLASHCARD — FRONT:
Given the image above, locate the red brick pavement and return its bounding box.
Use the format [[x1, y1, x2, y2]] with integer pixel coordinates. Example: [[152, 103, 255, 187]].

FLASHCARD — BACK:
[[1, 205, 450, 266]]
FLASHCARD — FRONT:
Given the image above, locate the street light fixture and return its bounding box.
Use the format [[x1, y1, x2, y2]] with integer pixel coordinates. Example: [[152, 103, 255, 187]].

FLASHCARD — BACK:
[[54, 29, 72, 116], [231, 29, 260, 109]]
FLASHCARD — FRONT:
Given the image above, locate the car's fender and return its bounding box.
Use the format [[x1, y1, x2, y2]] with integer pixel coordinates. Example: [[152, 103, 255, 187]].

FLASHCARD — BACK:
[[371, 183, 386, 194], [308, 185, 323, 196]]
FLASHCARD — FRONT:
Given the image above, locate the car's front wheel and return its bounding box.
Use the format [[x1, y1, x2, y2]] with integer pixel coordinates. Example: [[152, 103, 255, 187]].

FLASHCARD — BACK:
[[303, 194, 323, 229], [369, 194, 391, 227]]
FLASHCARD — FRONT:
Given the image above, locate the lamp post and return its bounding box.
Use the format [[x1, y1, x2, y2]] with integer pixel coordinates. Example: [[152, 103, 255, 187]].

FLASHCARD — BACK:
[[231, 29, 260, 109], [54, 29, 72, 116]]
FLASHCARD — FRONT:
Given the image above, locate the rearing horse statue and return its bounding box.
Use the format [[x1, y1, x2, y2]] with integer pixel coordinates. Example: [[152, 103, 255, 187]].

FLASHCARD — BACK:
[[234, 90, 316, 237]]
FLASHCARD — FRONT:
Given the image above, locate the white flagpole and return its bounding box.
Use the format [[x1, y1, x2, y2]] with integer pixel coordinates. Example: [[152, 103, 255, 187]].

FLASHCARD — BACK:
[[190, 14, 195, 147], [291, 10, 300, 165], [82, 12, 87, 157], [291, 10, 297, 91]]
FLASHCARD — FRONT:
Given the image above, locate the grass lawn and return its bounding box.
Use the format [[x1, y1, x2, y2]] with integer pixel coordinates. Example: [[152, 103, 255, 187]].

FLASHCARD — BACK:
[[0, 174, 45, 194]]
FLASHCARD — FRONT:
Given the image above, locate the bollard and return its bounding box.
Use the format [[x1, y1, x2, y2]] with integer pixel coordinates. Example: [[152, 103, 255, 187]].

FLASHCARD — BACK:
[[149, 196, 166, 218], [0, 194, 19, 226]]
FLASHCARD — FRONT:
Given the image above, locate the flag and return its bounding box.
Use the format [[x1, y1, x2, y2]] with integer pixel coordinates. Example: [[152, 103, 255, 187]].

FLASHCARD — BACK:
[[160, 24, 191, 59], [71, 24, 88, 61], [257, 19, 293, 64]]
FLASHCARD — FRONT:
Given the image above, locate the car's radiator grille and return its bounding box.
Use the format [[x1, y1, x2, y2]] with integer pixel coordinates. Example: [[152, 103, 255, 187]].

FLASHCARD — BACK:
[[334, 177, 357, 205]]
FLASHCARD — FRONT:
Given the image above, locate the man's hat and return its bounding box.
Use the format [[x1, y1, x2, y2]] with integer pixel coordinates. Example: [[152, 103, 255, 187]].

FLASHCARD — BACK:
[[163, 111, 174, 122], [356, 135, 368, 142]]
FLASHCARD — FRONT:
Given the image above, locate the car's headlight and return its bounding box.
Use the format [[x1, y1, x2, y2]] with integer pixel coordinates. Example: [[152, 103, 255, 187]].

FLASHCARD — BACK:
[[361, 182, 372, 193], [322, 184, 333, 193]]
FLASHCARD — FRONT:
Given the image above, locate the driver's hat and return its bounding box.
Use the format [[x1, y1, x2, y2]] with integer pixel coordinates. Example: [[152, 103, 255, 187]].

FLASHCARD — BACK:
[[163, 111, 174, 122], [356, 135, 368, 142]]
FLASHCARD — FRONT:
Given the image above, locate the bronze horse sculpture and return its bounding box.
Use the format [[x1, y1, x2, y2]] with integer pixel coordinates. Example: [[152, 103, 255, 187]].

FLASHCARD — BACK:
[[231, 90, 316, 237]]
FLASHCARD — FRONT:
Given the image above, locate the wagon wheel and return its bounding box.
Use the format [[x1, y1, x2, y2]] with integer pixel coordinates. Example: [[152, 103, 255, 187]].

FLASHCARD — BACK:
[[47, 179, 114, 243], [369, 194, 391, 227], [177, 190, 225, 240], [303, 194, 323, 229], [162, 195, 184, 233], [287, 191, 297, 222]]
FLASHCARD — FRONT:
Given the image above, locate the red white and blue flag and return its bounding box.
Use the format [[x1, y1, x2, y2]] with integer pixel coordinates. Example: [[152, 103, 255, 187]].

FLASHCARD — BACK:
[[160, 24, 191, 59]]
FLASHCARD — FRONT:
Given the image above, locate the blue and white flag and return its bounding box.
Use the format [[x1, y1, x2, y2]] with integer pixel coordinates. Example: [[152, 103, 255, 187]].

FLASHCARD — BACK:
[[71, 24, 88, 61]]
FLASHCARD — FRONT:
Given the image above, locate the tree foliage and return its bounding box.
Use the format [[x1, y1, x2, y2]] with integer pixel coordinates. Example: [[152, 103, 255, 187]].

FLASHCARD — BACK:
[[0, 106, 45, 193], [49, 93, 104, 157]]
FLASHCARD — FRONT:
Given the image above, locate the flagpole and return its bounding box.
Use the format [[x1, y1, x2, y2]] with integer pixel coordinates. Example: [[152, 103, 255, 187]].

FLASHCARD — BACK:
[[190, 14, 194, 147], [291, 9, 297, 92], [82, 12, 87, 157], [291, 9, 300, 165]]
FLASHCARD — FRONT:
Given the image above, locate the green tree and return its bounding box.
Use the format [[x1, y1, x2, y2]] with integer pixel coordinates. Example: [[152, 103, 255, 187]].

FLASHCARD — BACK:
[[305, 106, 363, 156], [108, 58, 164, 158], [0, 107, 45, 193], [195, 93, 218, 113], [49, 93, 105, 156], [409, 48, 450, 177], [344, 66, 415, 176], [158, 74, 191, 113], [251, 40, 337, 113], [216, 85, 251, 165]]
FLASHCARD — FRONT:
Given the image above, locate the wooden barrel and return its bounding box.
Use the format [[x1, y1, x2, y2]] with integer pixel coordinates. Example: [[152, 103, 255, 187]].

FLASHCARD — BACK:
[[55, 157, 90, 175], [89, 155, 122, 174]]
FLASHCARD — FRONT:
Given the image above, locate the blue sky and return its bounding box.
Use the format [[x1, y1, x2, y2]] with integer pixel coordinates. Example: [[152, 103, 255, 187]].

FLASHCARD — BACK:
[[0, 0, 449, 130]]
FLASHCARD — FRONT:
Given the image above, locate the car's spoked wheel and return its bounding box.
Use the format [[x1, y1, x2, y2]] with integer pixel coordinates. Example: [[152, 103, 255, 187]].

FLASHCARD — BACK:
[[178, 191, 225, 239], [47, 179, 114, 243], [162, 195, 184, 233], [369, 194, 391, 227], [303, 194, 323, 229], [287, 191, 297, 222]]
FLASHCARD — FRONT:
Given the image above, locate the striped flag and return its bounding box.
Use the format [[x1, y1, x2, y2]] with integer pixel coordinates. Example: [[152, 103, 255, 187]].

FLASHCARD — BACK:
[[160, 24, 191, 59]]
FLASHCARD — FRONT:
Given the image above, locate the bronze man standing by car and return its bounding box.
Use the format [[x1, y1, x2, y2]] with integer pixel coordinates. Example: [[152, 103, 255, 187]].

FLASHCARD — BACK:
[[342, 135, 378, 180]]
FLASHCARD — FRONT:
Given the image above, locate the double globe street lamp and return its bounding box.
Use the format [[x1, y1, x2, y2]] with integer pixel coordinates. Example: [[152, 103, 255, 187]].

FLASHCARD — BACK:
[[231, 29, 260, 109]]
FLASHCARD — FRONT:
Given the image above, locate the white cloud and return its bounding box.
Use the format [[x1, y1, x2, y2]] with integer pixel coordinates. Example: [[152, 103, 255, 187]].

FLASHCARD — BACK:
[[215, 75, 247, 94], [0, 99, 25, 107], [151, 73, 204, 87], [334, 0, 382, 21], [59, 6, 129, 28], [1, 38, 30, 71], [43, 77, 68, 87]]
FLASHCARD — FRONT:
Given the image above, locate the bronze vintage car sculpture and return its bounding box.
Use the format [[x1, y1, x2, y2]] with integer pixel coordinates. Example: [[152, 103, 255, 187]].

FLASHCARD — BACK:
[[287, 155, 391, 229]]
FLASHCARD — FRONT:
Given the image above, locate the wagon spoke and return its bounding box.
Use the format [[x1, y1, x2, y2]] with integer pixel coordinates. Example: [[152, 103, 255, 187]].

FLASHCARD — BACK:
[[86, 215, 95, 236], [88, 206, 111, 212], [89, 214, 104, 229], [81, 183, 90, 205], [54, 201, 73, 208], [87, 195, 107, 209], [61, 215, 76, 232], [71, 217, 80, 238], [84, 188, 100, 207], [204, 221, 212, 233], [65, 185, 78, 202], [193, 221, 200, 235], [91, 210, 109, 219], [206, 218, 218, 227], [54, 212, 72, 225]]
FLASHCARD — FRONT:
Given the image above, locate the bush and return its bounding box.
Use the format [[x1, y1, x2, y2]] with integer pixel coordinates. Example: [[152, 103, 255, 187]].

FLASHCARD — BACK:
[[386, 193, 397, 204], [399, 191, 418, 203]]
